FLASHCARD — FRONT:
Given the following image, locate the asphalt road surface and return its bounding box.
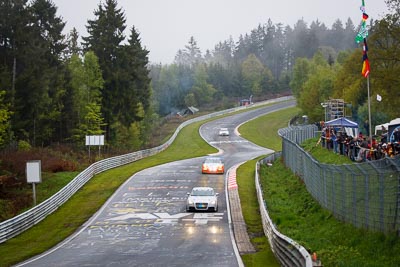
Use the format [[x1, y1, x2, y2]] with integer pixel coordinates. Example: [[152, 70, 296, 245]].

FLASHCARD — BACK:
[[18, 100, 295, 267]]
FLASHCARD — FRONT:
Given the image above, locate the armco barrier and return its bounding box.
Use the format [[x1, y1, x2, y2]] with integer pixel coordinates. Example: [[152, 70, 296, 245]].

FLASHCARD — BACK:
[[256, 153, 313, 267], [0, 96, 294, 244]]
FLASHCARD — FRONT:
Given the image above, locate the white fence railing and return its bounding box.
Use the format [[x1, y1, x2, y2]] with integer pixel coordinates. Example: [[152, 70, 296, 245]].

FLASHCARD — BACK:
[[0, 96, 293, 244], [256, 154, 313, 267]]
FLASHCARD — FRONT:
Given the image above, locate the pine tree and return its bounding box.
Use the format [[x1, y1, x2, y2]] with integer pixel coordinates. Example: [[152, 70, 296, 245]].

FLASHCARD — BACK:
[[0, 91, 12, 146], [83, 0, 126, 138], [128, 27, 151, 109], [7, 0, 67, 145], [64, 27, 81, 59], [175, 36, 202, 68]]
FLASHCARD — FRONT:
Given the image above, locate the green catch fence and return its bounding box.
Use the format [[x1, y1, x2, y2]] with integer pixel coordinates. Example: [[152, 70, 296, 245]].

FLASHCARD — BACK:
[[278, 125, 400, 234]]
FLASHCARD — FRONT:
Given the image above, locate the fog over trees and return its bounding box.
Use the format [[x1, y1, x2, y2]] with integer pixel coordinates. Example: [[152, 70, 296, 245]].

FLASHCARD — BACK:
[[0, 0, 399, 150]]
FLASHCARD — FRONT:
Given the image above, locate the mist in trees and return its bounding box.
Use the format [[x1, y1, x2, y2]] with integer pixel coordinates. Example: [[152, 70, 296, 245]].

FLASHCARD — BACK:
[[150, 16, 360, 116], [1, 0, 398, 152], [290, 0, 400, 127]]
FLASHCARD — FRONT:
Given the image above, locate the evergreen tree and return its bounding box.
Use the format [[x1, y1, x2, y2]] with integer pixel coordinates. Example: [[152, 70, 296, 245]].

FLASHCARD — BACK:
[[206, 62, 234, 97], [0, 0, 29, 105], [152, 64, 182, 115], [290, 19, 317, 58], [126, 26, 151, 115], [0, 91, 12, 146], [64, 27, 81, 59], [310, 20, 328, 47], [8, 0, 67, 145], [234, 34, 250, 63], [83, 0, 126, 139], [174, 36, 202, 68], [211, 37, 234, 67], [190, 64, 217, 106], [330, 19, 346, 50], [116, 26, 150, 127], [344, 18, 357, 50]]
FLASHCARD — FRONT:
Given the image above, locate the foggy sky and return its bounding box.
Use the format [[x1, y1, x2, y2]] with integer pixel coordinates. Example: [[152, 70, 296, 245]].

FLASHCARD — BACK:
[[51, 0, 389, 64]]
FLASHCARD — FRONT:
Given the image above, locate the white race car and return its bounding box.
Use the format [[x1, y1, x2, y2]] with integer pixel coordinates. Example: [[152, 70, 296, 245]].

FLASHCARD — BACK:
[[219, 127, 229, 136], [186, 187, 219, 212]]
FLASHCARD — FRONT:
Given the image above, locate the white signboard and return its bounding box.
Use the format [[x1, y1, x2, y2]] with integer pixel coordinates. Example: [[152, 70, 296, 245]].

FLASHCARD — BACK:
[[86, 135, 104, 146], [26, 160, 42, 183]]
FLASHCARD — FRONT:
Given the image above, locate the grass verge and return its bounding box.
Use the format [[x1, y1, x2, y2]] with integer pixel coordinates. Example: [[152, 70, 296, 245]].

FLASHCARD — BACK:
[[0, 100, 295, 266], [260, 160, 400, 266], [0, 120, 217, 267], [238, 106, 300, 266], [239, 107, 400, 267], [238, 107, 300, 151], [238, 158, 280, 267]]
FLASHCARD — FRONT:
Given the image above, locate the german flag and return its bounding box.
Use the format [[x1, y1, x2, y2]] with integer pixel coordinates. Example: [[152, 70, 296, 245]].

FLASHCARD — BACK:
[[362, 38, 370, 78]]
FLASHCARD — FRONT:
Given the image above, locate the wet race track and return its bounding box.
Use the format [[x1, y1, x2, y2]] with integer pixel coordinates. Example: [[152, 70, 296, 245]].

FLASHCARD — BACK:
[[19, 100, 295, 267]]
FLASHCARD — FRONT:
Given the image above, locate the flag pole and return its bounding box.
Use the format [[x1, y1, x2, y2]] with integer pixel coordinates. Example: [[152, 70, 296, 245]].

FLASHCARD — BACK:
[[367, 75, 373, 154]]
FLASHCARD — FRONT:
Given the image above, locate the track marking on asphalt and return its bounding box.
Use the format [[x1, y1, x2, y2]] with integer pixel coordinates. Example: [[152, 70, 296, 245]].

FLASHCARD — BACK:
[[182, 213, 224, 224], [103, 212, 224, 225], [146, 179, 194, 183], [128, 186, 189, 190], [209, 140, 249, 144]]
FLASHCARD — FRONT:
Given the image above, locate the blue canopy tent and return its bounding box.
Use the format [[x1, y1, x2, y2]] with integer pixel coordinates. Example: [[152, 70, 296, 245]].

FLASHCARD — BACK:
[[325, 117, 358, 128], [324, 117, 359, 137]]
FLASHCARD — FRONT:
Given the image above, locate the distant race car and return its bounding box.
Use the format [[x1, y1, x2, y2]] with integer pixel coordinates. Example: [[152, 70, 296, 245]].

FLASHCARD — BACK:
[[186, 187, 219, 212], [219, 128, 229, 136], [202, 157, 224, 174]]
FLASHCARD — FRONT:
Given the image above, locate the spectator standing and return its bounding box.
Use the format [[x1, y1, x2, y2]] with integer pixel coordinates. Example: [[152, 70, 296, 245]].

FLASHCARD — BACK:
[[349, 137, 356, 161], [321, 129, 326, 148], [338, 132, 346, 155], [331, 129, 338, 154], [326, 127, 331, 150]]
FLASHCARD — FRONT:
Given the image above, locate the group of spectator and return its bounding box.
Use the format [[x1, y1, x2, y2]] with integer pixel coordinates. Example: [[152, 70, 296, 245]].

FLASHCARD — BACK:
[[319, 125, 400, 162]]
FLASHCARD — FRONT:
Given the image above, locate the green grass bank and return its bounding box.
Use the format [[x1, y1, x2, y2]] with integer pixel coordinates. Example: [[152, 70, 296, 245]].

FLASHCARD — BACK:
[[239, 108, 400, 267]]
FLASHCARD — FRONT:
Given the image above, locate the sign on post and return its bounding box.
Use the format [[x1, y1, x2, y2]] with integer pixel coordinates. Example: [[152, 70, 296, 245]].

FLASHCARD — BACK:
[[26, 160, 42, 206], [86, 135, 105, 161], [85, 135, 105, 146]]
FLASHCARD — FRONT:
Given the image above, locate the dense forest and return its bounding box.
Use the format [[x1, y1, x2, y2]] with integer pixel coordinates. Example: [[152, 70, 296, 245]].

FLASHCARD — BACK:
[[290, 0, 400, 132], [150, 17, 360, 115], [0, 0, 151, 151], [0, 0, 399, 152]]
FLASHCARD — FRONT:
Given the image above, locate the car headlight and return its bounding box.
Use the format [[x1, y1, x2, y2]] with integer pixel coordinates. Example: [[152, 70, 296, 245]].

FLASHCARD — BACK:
[[188, 199, 194, 205], [210, 200, 216, 205]]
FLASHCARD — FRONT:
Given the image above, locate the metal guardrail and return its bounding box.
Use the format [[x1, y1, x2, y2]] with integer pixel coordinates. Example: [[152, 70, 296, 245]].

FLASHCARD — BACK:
[[256, 153, 313, 267], [0, 96, 294, 244]]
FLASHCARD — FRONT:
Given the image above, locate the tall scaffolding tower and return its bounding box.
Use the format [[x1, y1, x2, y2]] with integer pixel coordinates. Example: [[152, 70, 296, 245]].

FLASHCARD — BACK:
[[321, 99, 348, 121]]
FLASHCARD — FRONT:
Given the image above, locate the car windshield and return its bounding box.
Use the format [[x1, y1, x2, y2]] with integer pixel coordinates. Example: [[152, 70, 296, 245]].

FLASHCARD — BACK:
[[191, 188, 215, 196], [205, 158, 222, 164]]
